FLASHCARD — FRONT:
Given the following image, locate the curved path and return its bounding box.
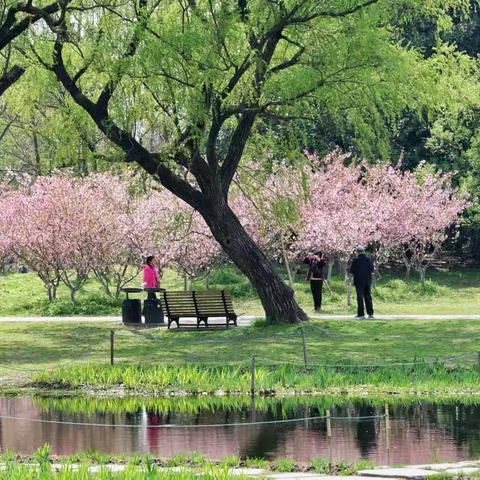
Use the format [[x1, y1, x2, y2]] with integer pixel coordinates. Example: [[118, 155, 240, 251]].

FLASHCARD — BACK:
[[0, 313, 479, 324]]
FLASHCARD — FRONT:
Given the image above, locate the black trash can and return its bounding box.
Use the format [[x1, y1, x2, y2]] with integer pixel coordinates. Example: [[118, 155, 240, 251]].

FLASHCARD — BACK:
[[144, 288, 165, 325], [121, 288, 143, 324]]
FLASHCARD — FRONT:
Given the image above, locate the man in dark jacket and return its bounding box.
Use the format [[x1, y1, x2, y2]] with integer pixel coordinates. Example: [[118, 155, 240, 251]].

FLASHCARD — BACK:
[[349, 245, 375, 319]]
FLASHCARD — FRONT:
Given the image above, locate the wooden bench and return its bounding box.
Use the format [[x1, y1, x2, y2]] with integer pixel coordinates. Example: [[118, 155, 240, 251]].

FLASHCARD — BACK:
[[160, 290, 238, 329]]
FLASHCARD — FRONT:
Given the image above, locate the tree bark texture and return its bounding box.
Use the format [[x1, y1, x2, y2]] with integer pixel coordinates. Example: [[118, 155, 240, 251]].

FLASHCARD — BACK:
[[200, 197, 307, 324]]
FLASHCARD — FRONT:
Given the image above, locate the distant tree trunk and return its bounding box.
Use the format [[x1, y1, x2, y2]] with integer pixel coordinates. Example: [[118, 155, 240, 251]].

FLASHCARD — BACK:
[[280, 234, 294, 290], [70, 288, 79, 304], [327, 258, 335, 281], [403, 258, 412, 280], [46, 281, 59, 302], [419, 267, 426, 284], [185, 275, 192, 291], [341, 262, 351, 307], [204, 272, 210, 290], [32, 131, 42, 176]]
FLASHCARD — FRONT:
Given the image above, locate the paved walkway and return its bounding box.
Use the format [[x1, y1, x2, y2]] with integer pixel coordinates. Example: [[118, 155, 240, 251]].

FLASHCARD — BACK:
[[0, 314, 479, 324]]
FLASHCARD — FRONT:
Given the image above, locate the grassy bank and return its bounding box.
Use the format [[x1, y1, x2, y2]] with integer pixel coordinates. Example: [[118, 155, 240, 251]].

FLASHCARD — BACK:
[[1, 319, 480, 396], [31, 362, 480, 396], [1, 267, 480, 316]]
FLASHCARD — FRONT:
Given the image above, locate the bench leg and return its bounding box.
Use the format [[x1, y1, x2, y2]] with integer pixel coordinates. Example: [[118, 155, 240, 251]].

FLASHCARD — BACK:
[[169, 318, 179, 329], [197, 317, 208, 328]]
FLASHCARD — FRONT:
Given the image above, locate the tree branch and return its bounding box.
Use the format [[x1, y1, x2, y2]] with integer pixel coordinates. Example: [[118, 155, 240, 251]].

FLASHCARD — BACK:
[[50, 36, 204, 210], [0, 65, 25, 95], [289, 0, 380, 24], [0, 0, 69, 50]]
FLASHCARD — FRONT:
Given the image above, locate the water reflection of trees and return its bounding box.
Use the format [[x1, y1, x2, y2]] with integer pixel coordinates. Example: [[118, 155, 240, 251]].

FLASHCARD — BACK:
[[1, 397, 480, 463], [426, 404, 480, 459], [355, 406, 378, 457]]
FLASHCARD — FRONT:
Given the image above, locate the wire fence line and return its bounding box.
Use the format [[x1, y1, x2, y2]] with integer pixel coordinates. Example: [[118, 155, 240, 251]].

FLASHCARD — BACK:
[[0, 351, 476, 376], [0, 324, 478, 375], [0, 413, 388, 428]]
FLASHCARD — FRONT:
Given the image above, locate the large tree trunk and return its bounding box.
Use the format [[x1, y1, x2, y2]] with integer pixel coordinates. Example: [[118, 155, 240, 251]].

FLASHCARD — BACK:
[[200, 197, 308, 324]]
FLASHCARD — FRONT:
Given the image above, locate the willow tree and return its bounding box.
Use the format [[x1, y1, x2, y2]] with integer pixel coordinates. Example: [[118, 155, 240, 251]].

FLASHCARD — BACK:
[[33, 0, 461, 323]]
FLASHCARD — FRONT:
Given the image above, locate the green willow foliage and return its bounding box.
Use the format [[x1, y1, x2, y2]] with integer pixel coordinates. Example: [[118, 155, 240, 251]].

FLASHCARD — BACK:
[[0, 0, 472, 175]]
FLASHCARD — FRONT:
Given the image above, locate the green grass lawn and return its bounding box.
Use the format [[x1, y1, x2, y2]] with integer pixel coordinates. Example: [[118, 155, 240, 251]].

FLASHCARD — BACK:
[[2, 319, 480, 396], [0, 266, 479, 316]]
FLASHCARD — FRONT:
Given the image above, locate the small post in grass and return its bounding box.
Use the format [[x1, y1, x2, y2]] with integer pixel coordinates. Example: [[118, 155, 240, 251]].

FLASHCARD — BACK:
[[301, 327, 308, 369], [326, 409, 332, 437], [250, 355, 256, 397], [110, 329, 115, 366], [385, 404, 391, 463]]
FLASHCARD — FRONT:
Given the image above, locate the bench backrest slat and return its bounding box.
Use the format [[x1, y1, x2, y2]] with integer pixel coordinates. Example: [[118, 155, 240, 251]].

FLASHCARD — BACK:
[[162, 290, 236, 317]]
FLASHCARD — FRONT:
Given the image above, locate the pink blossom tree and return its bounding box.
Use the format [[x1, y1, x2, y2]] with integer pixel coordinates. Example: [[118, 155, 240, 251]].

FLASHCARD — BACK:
[[3, 183, 63, 300], [132, 188, 223, 289], [233, 165, 306, 288], [0, 182, 14, 273], [87, 174, 152, 299], [294, 150, 376, 303], [163, 198, 223, 289], [366, 162, 469, 282], [294, 149, 469, 295]]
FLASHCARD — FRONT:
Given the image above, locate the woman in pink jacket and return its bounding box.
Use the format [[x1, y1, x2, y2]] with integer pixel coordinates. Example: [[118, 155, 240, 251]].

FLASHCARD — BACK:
[[143, 255, 162, 300]]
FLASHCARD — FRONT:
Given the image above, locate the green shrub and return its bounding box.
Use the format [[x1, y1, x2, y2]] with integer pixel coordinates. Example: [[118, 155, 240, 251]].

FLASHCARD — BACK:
[[353, 459, 375, 473], [208, 268, 244, 285], [32, 444, 51, 466], [220, 455, 239, 468], [244, 457, 269, 469], [39, 295, 121, 316], [65, 450, 111, 465], [311, 458, 330, 474], [166, 452, 207, 467], [273, 457, 296, 472]]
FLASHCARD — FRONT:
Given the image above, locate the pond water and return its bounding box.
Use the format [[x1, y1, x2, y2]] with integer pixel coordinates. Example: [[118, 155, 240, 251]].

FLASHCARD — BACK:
[[1, 396, 480, 464]]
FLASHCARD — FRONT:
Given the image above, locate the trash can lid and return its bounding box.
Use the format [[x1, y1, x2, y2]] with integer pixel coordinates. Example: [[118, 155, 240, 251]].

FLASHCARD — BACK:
[[121, 288, 144, 293], [144, 288, 165, 293]]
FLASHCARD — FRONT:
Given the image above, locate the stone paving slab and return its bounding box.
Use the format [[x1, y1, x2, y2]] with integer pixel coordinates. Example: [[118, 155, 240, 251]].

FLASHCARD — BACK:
[[410, 462, 480, 470], [229, 468, 267, 476], [443, 467, 480, 475], [265, 476, 401, 480], [358, 468, 441, 479], [265, 473, 319, 479]]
